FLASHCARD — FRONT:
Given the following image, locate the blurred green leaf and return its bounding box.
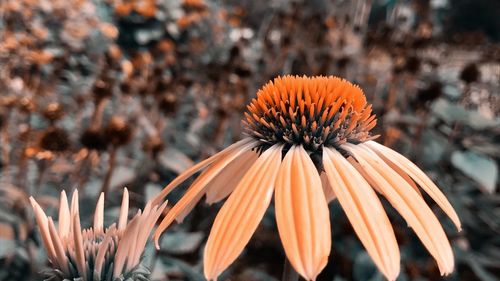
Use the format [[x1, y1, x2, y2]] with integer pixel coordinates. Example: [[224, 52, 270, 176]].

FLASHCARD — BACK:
[[145, 184, 163, 203], [159, 148, 194, 175], [451, 150, 498, 193], [432, 99, 500, 130], [0, 239, 16, 258], [161, 256, 205, 281], [110, 166, 136, 190], [160, 232, 204, 255], [352, 252, 383, 281]]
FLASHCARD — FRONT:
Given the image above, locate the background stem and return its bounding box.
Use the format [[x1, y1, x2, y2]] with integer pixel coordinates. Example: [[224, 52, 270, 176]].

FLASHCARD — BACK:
[[282, 257, 299, 281]]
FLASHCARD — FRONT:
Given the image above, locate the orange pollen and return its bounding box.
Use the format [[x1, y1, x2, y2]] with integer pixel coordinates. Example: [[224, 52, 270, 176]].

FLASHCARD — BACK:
[[243, 75, 377, 151]]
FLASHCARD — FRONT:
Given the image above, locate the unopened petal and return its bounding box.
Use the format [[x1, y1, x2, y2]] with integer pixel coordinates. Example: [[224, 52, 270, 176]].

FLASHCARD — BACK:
[[58, 191, 70, 237], [47, 217, 70, 274], [29, 197, 57, 263], [94, 235, 112, 278], [70, 190, 79, 231], [72, 213, 86, 280], [94, 193, 105, 232], [118, 188, 129, 230]]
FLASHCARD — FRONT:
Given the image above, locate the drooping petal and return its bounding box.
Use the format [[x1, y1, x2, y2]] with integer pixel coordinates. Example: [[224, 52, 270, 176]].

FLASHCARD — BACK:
[[152, 138, 257, 206], [118, 188, 129, 231], [204, 144, 282, 280], [153, 140, 257, 248], [176, 150, 258, 223], [275, 146, 331, 280], [131, 200, 168, 267], [58, 191, 70, 237], [94, 193, 105, 232], [205, 149, 259, 204], [323, 148, 400, 281], [344, 144, 454, 275], [346, 157, 383, 194], [174, 147, 256, 223], [365, 141, 461, 230], [372, 152, 422, 196]]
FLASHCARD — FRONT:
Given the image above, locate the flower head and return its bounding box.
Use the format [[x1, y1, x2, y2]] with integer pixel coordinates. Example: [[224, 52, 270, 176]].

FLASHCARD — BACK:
[[244, 76, 376, 151], [30, 189, 167, 281], [152, 75, 461, 281]]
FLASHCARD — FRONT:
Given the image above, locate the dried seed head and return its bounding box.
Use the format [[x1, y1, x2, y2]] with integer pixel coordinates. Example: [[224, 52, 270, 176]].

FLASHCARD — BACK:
[[158, 93, 178, 115], [182, 0, 207, 10], [244, 75, 377, 152], [404, 55, 421, 74], [18, 97, 36, 113], [92, 79, 113, 102], [39, 127, 71, 152], [80, 128, 108, 151], [0, 96, 18, 107], [460, 63, 481, 84], [143, 135, 165, 158], [0, 110, 6, 130], [42, 102, 64, 122], [120, 81, 133, 95], [104, 116, 133, 147]]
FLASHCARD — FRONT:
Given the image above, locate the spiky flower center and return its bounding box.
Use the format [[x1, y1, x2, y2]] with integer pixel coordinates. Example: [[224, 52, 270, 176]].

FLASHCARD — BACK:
[[244, 76, 377, 152]]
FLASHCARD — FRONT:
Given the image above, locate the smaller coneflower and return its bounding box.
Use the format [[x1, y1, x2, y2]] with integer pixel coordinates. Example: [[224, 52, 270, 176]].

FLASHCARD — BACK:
[[30, 188, 167, 281]]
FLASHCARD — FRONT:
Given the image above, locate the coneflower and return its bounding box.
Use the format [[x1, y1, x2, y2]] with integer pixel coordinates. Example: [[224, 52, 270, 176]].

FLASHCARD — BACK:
[[152, 75, 461, 281], [30, 188, 167, 281]]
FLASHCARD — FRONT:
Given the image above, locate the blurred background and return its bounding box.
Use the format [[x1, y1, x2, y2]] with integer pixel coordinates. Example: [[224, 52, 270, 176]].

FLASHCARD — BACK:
[[0, 0, 499, 280]]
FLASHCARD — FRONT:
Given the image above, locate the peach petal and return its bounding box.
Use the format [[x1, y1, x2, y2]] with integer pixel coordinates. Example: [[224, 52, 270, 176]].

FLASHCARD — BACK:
[[152, 138, 257, 206], [203, 144, 282, 280], [205, 149, 259, 204], [153, 141, 256, 248], [365, 141, 461, 230], [345, 144, 454, 275], [323, 148, 400, 280], [275, 146, 331, 280]]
